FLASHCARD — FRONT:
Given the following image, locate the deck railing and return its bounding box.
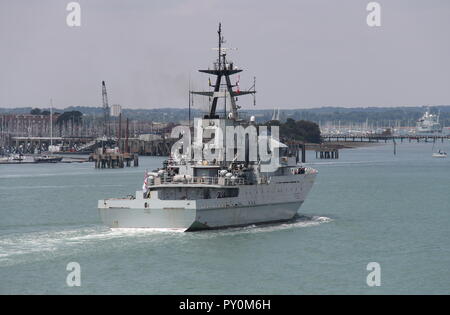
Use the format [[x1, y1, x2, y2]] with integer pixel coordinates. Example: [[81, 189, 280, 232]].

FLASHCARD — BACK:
[[151, 176, 248, 186]]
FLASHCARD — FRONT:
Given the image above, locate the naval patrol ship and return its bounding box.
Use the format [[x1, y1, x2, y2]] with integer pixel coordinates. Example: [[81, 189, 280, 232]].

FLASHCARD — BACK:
[[98, 25, 317, 231]]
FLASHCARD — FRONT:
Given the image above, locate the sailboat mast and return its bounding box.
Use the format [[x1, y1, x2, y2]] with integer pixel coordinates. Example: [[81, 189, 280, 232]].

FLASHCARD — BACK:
[[50, 98, 53, 147]]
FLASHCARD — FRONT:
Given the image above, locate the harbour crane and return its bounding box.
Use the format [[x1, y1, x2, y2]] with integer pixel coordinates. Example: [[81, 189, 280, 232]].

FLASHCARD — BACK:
[[102, 81, 110, 138]]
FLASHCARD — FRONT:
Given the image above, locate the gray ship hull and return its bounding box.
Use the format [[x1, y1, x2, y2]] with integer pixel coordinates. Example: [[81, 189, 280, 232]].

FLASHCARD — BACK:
[[98, 201, 303, 231], [98, 172, 316, 231], [98, 208, 196, 230]]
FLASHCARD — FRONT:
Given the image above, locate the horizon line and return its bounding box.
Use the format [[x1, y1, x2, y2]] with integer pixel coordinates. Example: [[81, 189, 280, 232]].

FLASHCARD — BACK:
[[1, 104, 450, 112]]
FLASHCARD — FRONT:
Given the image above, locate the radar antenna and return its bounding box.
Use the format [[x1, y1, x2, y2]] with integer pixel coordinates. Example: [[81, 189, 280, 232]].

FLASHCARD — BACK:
[[191, 23, 256, 120]]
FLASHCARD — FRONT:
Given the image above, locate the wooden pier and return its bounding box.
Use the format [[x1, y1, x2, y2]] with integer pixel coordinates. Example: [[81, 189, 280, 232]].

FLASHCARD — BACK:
[[315, 147, 339, 159], [2, 135, 176, 156], [285, 141, 307, 163], [322, 135, 450, 143], [90, 150, 139, 169]]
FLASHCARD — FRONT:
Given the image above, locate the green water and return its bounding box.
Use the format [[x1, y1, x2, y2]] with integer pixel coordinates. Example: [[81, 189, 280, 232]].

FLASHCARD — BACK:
[[0, 142, 449, 294]]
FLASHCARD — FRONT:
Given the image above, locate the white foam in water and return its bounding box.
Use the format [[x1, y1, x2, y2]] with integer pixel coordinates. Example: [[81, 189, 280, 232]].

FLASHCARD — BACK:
[[69, 227, 187, 242], [197, 215, 333, 237], [0, 216, 331, 266], [244, 215, 332, 233], [0, 225, 184, 266]]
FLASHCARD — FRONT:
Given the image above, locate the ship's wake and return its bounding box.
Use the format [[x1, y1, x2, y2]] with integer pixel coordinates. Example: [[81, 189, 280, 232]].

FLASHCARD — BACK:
[[0, 216, 331, 266], [0, 225, 185, 267], [198, 215, 333, 236]]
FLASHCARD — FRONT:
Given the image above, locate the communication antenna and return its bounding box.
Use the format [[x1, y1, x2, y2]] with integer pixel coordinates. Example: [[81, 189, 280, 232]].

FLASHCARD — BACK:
[[191, 24, 256, 119]]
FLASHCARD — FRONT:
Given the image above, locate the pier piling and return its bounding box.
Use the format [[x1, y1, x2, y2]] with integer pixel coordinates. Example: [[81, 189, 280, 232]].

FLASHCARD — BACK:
[[315, 147, 339, 159], [91, 149, 139, 169]]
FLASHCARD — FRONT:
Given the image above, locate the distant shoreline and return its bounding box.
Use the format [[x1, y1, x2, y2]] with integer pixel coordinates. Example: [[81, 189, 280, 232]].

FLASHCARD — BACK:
[[305, 141, 383, 151]]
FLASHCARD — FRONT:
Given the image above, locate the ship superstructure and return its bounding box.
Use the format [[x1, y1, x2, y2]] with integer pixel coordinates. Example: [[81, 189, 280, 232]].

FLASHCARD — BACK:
[[98, 25, 317, 231]]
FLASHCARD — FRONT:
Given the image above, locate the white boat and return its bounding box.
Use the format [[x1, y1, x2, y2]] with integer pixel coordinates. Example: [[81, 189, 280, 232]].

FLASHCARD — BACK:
[[0, 154, 25, 164], [416, 108, 442, 135], [33, 155, 63, 163], [432, 150, 447, 158]]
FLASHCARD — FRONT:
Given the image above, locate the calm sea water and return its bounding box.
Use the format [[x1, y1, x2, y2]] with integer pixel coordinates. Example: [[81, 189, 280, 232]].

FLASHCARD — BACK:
[[1, 142, 449, 294]]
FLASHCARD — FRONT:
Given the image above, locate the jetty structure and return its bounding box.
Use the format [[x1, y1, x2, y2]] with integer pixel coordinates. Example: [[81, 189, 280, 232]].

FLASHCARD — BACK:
[[90, 148, 139, 168], [89, 81, 140, 169], [98, 24, 317, 230], [322, 134, 450, 143]]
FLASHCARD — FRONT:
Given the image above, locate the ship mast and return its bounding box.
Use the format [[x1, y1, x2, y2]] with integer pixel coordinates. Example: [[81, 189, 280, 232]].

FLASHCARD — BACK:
[[191, 23, 256, 120]]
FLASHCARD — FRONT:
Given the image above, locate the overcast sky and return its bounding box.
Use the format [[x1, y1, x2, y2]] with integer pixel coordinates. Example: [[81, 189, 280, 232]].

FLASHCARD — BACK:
[[1, 0, 449, 111]]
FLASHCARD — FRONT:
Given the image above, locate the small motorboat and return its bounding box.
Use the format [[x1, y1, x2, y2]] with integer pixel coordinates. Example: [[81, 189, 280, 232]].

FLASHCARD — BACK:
[[33, 155, 63, 163], [432, 150, 448, 158], [11, 154, 24, 161]]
